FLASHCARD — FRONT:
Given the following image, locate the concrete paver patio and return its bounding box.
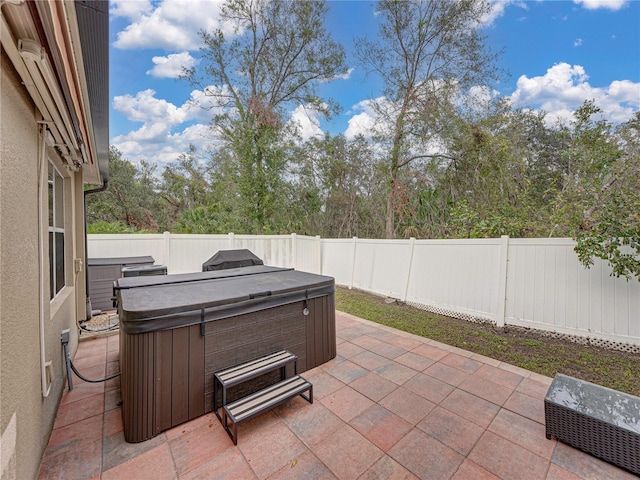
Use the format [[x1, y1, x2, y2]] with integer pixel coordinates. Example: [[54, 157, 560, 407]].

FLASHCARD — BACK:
[[38, 311, 636, 479]]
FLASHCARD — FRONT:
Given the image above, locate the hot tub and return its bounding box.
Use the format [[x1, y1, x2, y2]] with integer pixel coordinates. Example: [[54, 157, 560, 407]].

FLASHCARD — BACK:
[[114, 266, 336, 442]]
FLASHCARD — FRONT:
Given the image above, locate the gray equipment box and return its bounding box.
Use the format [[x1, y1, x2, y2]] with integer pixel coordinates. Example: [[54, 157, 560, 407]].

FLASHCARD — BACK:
[[87, 256, 155, 311]]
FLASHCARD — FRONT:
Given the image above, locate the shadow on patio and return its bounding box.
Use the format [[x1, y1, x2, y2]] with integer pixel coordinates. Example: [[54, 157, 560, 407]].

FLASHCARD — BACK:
[[38, 311, 635, 479]]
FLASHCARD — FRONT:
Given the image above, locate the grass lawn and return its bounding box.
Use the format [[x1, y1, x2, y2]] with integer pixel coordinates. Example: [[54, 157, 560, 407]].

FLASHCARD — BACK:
[[335, 286, 640, 396]]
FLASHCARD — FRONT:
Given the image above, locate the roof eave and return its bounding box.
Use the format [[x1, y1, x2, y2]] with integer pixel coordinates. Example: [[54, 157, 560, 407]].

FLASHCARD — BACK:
[[68, 0, 110, 185]]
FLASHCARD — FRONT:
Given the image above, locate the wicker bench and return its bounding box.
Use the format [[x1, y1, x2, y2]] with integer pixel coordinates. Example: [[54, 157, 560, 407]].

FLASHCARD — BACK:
[[545, 373, 640, 475], [214, 350, 313, 444]]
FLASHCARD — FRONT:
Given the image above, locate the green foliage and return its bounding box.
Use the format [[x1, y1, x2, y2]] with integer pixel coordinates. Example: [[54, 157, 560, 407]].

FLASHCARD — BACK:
[[157, 147, 215, 231], [181, 0, 347, 234], [355, 0, 499, 238], [86, 221, 140, 234], [299, 134, 386, 238], [86, 147, 160, 231], [173, 206, 221, 234], [448, 201, 534, 238], [574, 195, 640, 280], [551, 105, 640, 280]]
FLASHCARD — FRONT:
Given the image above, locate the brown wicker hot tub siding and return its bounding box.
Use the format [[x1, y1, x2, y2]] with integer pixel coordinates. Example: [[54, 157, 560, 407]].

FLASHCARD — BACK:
[[120, 295, 335, 443]]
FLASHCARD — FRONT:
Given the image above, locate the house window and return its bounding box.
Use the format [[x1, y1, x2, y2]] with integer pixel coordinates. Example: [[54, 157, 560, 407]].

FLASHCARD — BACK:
[[48, 162, 65, 299]]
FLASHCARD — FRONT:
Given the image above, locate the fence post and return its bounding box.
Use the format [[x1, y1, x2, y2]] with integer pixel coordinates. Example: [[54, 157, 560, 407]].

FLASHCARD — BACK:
[[316, 235, 322, 275], [496, 235, 509, 327], [402, 237, 416, 302], [291, 233, 297, 269], [163, 231, 171, 269], [349, 237, 358, 290], [228, 232, 234, 249]]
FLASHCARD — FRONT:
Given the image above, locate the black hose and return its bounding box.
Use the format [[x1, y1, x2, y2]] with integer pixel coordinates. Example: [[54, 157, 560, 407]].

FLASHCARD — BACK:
[[62, 338, 120, 390], [69, 359, 120, 383], [63, 342, 73, 391]]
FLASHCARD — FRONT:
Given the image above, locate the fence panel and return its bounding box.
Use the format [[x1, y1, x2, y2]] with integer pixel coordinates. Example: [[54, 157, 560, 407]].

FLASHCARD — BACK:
[[87, 233, 640, 347], [351, 239, 413, 299], [505, 239, 640, 346], [321, 238, 356, 286], [168, 234, 230, 274], [87, 234, 166, 264], [294, 235, 321, 274], [231, 235, 292, 268], [406, 239, 502, 322]]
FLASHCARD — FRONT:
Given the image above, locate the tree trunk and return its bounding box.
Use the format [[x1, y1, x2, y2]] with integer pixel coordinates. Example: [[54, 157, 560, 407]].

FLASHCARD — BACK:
[[386, 108, 406, 239], [385, 183, 395, 239]]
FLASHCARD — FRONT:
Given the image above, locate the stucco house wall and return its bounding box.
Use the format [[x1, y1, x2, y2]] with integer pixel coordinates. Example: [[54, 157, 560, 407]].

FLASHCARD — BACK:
[[1, 49, 86, 480], [1, 1, 108, 478]]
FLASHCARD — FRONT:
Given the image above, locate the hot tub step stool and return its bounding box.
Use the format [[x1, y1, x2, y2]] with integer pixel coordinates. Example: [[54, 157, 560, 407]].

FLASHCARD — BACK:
[[214, 349, 313, 444], [223, 375, 313, 444], [213, 350, 298, 419]]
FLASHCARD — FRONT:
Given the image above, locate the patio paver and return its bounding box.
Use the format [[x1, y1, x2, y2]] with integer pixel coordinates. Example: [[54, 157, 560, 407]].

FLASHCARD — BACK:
[[37, 311, 636, 479]]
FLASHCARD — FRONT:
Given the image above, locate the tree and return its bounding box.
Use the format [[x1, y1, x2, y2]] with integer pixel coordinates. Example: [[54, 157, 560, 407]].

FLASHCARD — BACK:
[[438, 99, 552, 238], [355, 0, 499, 238], [157, 146, 214, 230], [182, 0, 347, 233], [86, 147, 160, 231], [299, 134, 386, 238], [568, 109, 640, 280]]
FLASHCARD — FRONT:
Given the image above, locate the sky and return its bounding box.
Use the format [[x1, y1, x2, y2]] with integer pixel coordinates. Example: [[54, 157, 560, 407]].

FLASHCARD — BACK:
[[108, 0, 640, 168]]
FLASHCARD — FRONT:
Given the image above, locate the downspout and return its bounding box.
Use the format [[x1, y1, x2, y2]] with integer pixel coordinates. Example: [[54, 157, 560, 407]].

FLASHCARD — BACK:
[[37, 122, 52, 397], [83, 180, 108, 319]]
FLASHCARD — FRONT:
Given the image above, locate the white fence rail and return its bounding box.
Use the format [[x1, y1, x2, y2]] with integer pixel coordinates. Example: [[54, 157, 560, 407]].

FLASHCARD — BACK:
[[88, 233, 640, 349]]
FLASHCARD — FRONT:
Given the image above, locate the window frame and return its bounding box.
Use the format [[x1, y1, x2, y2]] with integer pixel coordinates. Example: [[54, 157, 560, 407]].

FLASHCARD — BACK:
[[48, 161, 65, 300]]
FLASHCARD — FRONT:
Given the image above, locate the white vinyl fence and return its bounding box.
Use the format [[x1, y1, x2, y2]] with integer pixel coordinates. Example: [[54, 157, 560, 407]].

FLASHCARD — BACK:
[[88, 233, 640, 350]]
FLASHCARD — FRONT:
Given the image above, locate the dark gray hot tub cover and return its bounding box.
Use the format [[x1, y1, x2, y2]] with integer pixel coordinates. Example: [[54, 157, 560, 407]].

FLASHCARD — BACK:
[[202, 249, 263, 271], [115, 265, 289, 291], [88, 256, 155, 266], [117, 269, 335, 334]]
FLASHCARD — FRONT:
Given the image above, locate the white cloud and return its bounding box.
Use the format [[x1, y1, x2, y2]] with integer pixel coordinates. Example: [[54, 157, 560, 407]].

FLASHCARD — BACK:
[[113, 0, 233, 51], [573, 0, 627, 11], [115, 121, 170, 143], [573, 38, 583, 47], [335, 67, 355, 81], [482, 0, 528, 26], [288, 105, 324, 141], [147, 52, 198, 78], [113, 89, 189, 126], [111, 88, 227, 167], [509, 62, 640, 125], [321, 67, 355, 83], [483, 0, 627, 27], [188, 85, 236, 118], [114, 16, 197, 50], [110, 0, 152, 21], [344, 97, 448, 161], [466, 85, 500, 110], [113, 123, 218, 168], [344, 113, 374, 140], [340, 65, 638, 143], [344, 98, 386, 140], [113, 87, 232, 127]]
